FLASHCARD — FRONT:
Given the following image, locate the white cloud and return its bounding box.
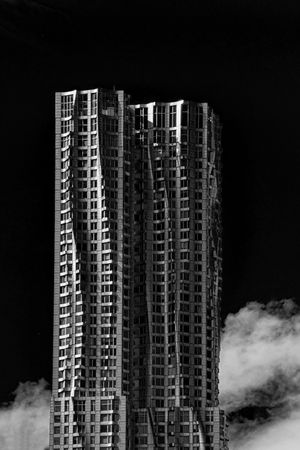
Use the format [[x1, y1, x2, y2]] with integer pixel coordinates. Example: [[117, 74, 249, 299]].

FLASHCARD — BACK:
[[0, 379, 50, 450], [220, 299, 300, 449], [230, 407, 300, 450]]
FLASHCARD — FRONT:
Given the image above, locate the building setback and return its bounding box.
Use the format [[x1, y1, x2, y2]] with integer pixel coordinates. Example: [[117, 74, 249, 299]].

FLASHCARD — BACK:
[[50, 88, 228, 450]]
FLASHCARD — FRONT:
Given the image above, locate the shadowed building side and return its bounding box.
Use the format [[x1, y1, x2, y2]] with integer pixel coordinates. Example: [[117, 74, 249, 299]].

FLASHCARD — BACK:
[[131, 101, 227, 449]]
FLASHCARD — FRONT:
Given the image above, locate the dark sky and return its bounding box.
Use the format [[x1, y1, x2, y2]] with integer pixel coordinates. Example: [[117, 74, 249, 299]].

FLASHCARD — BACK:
[[0, 0, 300, 402]]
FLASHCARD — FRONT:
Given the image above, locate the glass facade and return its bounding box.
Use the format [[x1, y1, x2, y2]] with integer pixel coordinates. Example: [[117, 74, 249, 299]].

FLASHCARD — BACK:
[[50, 90, 228, 450]]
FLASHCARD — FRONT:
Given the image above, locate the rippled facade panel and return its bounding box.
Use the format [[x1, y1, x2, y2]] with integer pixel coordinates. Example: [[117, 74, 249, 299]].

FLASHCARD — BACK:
[[51, 88, 133, 450], [131, 101, 227, 450], [50, 90, 228, 450]]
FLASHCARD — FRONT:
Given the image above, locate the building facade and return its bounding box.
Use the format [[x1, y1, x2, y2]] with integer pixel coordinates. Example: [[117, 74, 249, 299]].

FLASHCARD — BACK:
[[50, 88, 228, 450]]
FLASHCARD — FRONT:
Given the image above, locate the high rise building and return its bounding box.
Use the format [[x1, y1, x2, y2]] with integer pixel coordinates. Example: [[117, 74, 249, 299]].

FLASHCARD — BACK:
[[50, 88, 228, 450]]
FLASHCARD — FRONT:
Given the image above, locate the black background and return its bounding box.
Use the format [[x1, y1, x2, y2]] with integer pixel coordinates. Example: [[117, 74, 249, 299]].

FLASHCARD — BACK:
[[0, 0, 299, 403]]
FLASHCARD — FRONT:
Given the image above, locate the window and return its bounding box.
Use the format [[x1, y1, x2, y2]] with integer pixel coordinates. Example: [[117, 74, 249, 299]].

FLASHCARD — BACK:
[[135, 107, 148, 130], [61, 95, 73, 118], [78, 93, 88, 115], [196, 130, 203, 144], [77, 159, 87, 168], [61, 120, 71, 134], [78, 149, 87, 158], [91, 93, 97, 114], [169, 129, 177, 144], [153, 105, 166, 128], [61, 135, 70, 148], [181, 104, 189, 126], [180, 424, 189, 433], [100, 399, 112, 411], [170, 105, 177, 127], [78, 135, 88, 147], [77, 170, 87, 179], [54, 401, 60, 412], [181, 129, 188, 142], [91, 211, 97, 220], [78, 119, 88, 132], [104, 117, 118, 132], [91, 118, 97, 131], [196, 105, 203, 128]]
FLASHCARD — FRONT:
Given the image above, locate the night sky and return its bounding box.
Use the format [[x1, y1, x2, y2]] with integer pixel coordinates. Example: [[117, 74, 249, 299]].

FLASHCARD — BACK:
[[1, 0, 300, 403]]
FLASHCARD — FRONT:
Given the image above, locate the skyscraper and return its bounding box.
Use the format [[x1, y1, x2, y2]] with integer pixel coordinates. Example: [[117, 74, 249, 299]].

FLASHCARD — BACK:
[[50, 88, 228, 450]]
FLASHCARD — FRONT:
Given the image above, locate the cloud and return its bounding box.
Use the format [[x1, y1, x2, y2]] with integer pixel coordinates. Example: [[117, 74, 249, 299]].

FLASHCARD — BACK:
[[229, 407, 300, 450], [0, 379, 50, 450], [220, 299, 300, 449]]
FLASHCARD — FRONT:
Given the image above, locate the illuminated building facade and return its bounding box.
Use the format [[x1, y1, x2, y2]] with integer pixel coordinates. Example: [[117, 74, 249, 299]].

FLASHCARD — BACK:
[[49, 88, 228, 450]]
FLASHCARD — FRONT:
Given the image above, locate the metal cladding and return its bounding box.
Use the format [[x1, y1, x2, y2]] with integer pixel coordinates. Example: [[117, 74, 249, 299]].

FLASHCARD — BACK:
[[50, 88, 229, 450]]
